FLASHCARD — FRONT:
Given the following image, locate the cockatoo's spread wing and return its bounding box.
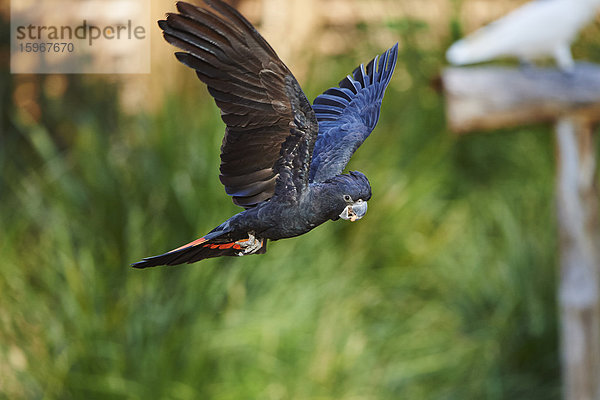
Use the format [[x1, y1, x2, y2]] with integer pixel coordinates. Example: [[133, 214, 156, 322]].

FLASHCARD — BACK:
[[160, 0, 318, 208], [446, 0, 600, 70], [309, 43, 398, 183]]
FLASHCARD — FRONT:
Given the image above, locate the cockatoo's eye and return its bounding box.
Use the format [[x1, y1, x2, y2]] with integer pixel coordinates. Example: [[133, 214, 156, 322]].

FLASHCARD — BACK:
[[343, 194, 352, 202]]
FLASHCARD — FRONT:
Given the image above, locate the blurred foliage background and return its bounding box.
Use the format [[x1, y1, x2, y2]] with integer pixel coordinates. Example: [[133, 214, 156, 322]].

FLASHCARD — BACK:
[[2, 0, 600, 398]]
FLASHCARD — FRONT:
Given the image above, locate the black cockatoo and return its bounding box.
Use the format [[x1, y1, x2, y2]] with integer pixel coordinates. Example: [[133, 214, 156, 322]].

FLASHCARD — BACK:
[[131, 0, 397, 268]]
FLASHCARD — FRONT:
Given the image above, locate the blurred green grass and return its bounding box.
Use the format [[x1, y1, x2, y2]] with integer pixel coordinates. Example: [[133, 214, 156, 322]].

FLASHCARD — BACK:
[[4, 13, 600, 400]]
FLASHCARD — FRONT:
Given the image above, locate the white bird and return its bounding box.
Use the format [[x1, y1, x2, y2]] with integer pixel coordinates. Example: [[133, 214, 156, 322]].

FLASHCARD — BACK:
[[446, 0, 600, 71]]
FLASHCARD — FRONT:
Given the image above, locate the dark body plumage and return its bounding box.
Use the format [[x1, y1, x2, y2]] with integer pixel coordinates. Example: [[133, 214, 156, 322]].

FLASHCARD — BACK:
[[131, 0, 397, 268]]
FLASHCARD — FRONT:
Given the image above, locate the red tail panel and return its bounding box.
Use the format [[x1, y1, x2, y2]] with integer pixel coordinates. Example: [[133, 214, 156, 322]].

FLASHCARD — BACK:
[[170, 236, 209, 252]]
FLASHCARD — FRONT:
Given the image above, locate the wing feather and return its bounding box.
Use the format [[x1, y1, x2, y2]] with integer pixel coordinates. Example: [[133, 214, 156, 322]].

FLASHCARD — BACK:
[[309, 43, 398, 183], [160, 0, 317, 208]]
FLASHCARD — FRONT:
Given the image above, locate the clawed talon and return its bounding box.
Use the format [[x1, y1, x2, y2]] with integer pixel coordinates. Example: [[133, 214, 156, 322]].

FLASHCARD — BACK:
[[235, 231, 263, 256]]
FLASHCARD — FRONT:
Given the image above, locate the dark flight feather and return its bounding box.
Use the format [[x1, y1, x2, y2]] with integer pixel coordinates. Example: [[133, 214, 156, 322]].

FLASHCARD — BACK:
[[309, 43, 398, 183], [160, 0, 318, 208]]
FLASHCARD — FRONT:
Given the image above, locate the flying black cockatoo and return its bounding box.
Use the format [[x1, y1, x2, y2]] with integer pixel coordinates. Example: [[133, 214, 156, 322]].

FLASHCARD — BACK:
[[131, 0, 397, 268]]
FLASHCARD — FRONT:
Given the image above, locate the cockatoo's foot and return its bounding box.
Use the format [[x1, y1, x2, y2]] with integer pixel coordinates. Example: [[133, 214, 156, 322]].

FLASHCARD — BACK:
[[553, 44, 575, 75], [235, 231, 263, 256], [518, 59, 535, 70], [518, 59, 538, 77]]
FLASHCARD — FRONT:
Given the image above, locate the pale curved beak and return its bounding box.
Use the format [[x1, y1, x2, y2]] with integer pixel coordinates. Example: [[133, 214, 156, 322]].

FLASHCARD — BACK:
[[339, 200, 368, 222]]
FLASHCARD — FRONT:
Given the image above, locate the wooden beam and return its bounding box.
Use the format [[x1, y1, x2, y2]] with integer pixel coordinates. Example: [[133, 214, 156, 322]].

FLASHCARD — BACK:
[[442, 64, 600, 133]]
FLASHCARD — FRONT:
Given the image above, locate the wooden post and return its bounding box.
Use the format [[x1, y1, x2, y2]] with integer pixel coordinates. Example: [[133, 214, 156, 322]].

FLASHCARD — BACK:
[[556, 116, 600, 400], [442, 64, 600, 400]]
